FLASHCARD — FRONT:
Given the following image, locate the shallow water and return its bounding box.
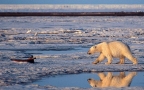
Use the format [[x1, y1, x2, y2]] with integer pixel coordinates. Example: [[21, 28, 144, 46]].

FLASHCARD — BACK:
[[24, 47, 89, 55], [33, 72, 144, 88]]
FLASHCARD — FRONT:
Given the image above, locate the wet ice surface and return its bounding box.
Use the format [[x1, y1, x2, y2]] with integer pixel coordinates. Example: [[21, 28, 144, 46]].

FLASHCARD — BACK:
[[0, 16, 144, 90]]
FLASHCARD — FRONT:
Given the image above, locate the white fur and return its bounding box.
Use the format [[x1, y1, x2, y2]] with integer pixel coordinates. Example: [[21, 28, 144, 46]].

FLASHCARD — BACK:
[[87, 41, 138, 64]]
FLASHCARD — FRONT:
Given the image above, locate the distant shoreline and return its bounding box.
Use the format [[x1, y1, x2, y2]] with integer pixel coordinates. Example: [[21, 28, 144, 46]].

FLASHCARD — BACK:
[[0, 12, 144, 16]]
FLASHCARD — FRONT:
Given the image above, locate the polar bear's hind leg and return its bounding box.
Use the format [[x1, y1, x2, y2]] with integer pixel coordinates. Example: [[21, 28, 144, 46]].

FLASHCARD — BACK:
[[116, 56, 125, 64]]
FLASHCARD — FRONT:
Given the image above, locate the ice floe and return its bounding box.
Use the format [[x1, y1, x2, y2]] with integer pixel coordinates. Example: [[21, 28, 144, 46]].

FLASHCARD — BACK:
[[0, 16, 144, 90]]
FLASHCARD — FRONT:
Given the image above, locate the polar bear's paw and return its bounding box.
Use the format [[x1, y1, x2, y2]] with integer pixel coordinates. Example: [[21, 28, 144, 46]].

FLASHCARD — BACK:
[[105, 62, 111, 65], [92, 61, 99, 64]]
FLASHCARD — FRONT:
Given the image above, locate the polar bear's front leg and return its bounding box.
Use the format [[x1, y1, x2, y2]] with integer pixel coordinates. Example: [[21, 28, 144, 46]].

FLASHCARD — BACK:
[[93, 53, 105, 64], [105, 56, 112, 65]]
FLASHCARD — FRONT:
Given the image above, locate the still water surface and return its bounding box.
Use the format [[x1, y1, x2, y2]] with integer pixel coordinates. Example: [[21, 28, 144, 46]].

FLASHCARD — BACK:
[[33, 72, 144, 88]]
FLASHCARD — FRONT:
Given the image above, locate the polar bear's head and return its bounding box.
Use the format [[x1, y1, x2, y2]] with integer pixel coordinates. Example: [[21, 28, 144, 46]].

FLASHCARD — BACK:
[[87, 46, 97, 55], [87, 43, 103, 55], [87, 44, 101, 55], [87, 78, 99, 87]]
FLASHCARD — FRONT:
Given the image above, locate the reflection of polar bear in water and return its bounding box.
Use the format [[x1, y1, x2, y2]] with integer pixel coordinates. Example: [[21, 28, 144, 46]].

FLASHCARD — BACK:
[[87, 41, 138, 65], [87, 72, 137, 88]]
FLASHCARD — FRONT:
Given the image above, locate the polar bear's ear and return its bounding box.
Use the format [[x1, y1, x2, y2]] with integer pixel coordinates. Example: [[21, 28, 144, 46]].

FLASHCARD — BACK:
[[94, 46, 97, 48]]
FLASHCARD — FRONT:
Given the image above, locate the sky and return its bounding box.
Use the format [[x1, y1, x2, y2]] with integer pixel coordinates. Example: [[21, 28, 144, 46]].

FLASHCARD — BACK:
[[0, 0, 144, 4]]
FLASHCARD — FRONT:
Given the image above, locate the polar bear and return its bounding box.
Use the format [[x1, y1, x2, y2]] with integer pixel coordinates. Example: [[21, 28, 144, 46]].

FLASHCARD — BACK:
[[87, 41, 138, 65], [87, 72, 137, 88]]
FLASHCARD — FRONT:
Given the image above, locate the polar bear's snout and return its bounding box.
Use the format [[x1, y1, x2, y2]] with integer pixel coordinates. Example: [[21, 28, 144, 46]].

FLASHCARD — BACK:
[[87, 51, 91, 55], [87, 78, 92, 81]]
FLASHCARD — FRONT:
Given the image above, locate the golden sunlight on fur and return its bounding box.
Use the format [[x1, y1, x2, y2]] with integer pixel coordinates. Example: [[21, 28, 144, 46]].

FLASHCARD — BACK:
[[87, 72, 137, 88], [87, 41, 138, 65]]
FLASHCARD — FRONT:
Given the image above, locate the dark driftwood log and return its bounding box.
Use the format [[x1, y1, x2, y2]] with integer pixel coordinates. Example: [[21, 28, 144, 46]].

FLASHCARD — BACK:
[[11, 56, 36, 63]]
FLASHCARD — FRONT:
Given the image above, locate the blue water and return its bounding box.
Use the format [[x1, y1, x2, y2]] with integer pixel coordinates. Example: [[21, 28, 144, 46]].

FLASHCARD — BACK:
[[24, 47, 88, 55], [33, 72, 144, 88], [1, 0, 144, 4], [33, 73, 98, 88]]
